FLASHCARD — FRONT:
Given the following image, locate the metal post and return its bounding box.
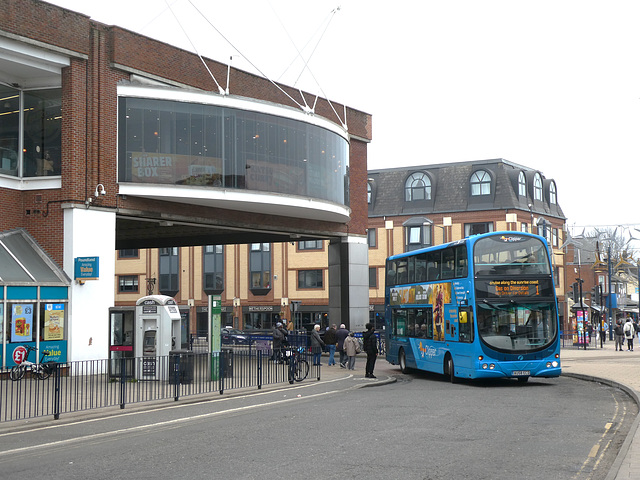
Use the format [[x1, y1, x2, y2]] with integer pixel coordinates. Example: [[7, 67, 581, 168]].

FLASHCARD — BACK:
[[120, 356, 126, 409], [53, 361, 61, 420], [578, 279, 586, 350], [599, 285, 603, 348], [173, 353, 180, 402], [608, 246, 613, 341]]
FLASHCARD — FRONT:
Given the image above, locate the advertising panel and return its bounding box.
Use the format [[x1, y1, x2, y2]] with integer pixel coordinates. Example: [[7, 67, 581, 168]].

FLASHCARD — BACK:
[[11, 304, 33, 343], [44, 303, 64, 341]]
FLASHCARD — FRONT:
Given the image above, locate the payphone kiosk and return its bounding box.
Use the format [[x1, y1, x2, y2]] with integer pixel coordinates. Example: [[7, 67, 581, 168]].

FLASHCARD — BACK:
[[135, 295, 181, 380]]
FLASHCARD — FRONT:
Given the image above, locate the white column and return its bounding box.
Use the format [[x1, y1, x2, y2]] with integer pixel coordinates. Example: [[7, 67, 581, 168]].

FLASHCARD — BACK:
[[63, 207, 116, 361]]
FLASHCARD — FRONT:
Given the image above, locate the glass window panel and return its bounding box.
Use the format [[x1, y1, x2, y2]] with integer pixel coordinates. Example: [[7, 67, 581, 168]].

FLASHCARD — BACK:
[[0, 85, 19, 176], [22, 89, 62, 177]]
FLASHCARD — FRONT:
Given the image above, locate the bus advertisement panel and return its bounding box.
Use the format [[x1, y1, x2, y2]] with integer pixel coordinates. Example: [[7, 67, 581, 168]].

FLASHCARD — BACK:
[[385, 232, 561, 383]]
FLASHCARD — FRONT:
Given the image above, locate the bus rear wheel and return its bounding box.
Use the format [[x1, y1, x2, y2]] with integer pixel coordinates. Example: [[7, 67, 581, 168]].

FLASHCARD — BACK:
[[446, 356, 458, 384], [399, 348, 410, 374]]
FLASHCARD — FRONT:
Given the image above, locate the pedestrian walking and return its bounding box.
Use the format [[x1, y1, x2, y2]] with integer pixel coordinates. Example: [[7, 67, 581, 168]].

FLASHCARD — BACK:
[[336, 324, 349, 368], [363, 323, 378, 378], [324, 324, 338, 366], [343, 331, 361, 370], [624, 317, 635, 351], [614, 320, 625, 352], [310, 324, 326, 365]]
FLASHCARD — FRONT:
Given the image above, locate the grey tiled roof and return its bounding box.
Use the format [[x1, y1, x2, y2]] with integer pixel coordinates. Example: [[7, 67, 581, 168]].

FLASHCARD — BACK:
[[368, 158, 565, 220]]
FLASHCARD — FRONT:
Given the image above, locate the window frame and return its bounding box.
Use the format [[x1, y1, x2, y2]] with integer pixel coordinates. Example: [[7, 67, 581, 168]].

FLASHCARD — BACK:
[[404, 172, 431, 202], [518, 171, 526, 197], [405, 224, 432, 252], [533, 173, 543, 201], [549, 181, 557, 204], [470, 170, 491, 196], [367, 228, 377, 248], [118, 275, 140, 293], [297, 269, 324, 289]]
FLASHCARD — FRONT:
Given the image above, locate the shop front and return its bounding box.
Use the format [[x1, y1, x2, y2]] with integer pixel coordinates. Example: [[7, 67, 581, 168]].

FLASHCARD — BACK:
[[0, 229, 71, 367]]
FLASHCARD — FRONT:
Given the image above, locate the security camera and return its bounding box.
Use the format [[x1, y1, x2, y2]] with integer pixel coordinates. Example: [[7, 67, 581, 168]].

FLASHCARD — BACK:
[[94, 184, 106, 197]]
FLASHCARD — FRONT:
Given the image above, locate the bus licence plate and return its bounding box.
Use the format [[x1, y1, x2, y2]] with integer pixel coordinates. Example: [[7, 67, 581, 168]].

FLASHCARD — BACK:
[[512, 370, 530, 376]]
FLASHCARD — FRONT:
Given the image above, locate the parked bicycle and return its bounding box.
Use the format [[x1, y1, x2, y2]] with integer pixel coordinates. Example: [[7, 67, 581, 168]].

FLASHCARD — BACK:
[[10, 345, 56, 381], [285, 346, 309, 383]]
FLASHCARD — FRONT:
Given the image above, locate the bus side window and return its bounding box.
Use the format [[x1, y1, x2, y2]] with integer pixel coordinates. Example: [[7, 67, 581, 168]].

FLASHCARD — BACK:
[[397, 259, 408, 284], [386, 260, 397, 285], [415, 253, 427, 283], [441, 248, 455, 280], [455, 245, 468, 278], [427, 251, 440, 281]]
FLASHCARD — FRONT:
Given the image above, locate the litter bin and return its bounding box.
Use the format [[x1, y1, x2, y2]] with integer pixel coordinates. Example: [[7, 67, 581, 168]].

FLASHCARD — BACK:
[[169, 349, 194, 384], [221, 346, 233, 378]]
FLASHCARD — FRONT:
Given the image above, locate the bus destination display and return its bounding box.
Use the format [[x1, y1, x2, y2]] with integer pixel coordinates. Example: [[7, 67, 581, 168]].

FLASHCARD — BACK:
[[475, 278, 553, 299]]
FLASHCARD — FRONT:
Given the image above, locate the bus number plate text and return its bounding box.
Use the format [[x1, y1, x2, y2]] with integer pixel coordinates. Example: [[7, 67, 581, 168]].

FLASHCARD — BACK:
[[512, 370, 530, 376]]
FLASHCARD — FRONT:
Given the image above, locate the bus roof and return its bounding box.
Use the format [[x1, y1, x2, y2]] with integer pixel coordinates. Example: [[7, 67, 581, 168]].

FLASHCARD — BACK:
[[386, 231, 548, 261]]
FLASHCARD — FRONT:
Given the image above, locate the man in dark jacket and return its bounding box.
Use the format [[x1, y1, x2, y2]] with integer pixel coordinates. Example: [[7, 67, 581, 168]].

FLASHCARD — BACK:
[[363, 323, 378, 378], [324, 324, 338, 366], [336, 324, 350, 368], [272, 322, 286, 362], [310, 325, 326, 365]]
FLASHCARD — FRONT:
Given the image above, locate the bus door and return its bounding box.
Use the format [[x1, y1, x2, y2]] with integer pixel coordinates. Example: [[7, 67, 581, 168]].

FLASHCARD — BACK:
[[444, 305, 459, 341], [455, 307, 474, 369]]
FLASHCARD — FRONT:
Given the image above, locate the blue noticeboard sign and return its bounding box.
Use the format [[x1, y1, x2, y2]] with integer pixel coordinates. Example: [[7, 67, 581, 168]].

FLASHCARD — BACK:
[[74, 257, 99, 280]]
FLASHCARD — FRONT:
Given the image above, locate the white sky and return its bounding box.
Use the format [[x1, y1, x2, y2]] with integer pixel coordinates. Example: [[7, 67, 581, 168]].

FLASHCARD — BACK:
[[47, 0, 640, 235]]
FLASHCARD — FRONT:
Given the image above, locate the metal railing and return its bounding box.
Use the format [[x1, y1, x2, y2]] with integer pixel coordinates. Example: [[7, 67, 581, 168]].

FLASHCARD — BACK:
[[560, 331, 607, 349], [0, 347, 320, 423]]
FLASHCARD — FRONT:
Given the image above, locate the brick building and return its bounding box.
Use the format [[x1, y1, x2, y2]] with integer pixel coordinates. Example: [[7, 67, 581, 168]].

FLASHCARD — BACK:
[[0, 0, 372, 364]]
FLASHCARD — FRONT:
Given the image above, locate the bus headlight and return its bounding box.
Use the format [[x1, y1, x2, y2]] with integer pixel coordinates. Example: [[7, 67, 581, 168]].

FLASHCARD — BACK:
[[482, 364, 488, 369], [552, 361, 559, 368], [489, 364, 495, 370]]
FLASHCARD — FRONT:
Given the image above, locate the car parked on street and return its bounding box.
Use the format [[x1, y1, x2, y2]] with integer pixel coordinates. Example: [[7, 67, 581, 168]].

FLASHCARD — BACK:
[[221, 327, 250, 345]]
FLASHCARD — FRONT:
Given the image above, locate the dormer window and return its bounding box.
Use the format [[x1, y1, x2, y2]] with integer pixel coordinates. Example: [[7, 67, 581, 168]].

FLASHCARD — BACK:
[[533, 173, 543, 201], [549, 181, 557, 204], [518, 172, 526, 197], [367, 182, 372, 204], [470, 170, 491, 196], [405, 172, 431, 201]]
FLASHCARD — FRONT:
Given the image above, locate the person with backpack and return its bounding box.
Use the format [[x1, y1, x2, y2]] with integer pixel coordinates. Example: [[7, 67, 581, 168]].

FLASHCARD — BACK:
[[363, 323, 378, 378], [624, 317, 635, 351]]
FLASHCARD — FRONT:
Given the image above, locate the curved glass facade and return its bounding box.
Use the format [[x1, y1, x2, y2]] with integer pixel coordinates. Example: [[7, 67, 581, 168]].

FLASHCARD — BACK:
[[117, 96, 349, 206]]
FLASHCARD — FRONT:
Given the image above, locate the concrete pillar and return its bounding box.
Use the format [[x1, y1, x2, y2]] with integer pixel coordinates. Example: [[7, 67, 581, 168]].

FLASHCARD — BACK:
[[328, 235, 369, 332]]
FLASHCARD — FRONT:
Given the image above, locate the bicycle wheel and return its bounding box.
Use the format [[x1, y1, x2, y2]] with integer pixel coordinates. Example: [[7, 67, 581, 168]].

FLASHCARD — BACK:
[[10, 365, 26, 381], [294, 359, 309, 382], [36, 364, 52, 380]]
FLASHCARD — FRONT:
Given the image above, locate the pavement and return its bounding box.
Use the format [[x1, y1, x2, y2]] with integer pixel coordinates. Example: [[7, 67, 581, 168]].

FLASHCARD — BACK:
[[1, 344, 639, 479], [559, 340, 640, 480]]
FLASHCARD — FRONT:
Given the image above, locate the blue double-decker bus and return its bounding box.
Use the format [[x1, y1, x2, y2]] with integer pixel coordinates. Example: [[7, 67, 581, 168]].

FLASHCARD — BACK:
[[385, 231, 561, 383]]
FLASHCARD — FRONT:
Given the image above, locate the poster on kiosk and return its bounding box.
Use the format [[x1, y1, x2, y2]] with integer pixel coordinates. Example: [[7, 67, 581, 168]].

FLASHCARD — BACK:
[[134, 295, 181, 380]]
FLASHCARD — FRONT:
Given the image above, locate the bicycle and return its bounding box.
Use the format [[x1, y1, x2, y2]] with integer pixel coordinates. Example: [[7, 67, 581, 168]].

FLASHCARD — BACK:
[[285, 346, 309, 383], [10, 345, 56, 381]]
